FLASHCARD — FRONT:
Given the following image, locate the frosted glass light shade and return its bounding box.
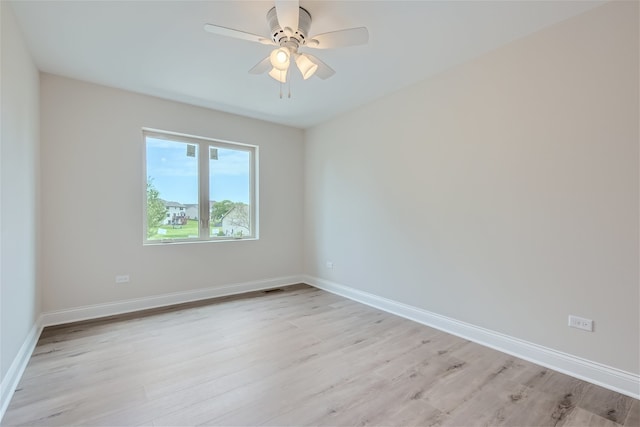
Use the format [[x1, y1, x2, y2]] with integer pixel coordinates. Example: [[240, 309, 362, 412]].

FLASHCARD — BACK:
[[268, 67, 287, 83], [295, 54, 318, 80]]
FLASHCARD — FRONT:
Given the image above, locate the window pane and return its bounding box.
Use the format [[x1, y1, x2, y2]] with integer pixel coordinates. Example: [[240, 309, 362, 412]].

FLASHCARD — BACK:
[[146, 137, 199, 240], [209, 147, 251, 238]]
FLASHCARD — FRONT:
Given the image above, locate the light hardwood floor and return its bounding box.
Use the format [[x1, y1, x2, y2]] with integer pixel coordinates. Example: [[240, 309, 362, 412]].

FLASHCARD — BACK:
[[3, 284, 638, 426]]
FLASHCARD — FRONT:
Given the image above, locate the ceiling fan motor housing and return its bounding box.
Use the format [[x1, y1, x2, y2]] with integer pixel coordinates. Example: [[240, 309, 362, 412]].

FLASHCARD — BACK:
[[267, 6, 312, 50]]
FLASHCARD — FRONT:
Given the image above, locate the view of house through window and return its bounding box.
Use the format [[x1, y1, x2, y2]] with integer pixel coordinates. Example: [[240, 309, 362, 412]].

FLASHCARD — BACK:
[[144, 129, 256, 243]]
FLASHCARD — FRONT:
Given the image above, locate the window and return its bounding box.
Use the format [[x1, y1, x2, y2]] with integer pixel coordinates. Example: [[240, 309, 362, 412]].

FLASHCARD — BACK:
[[143, 129, 257, 244]]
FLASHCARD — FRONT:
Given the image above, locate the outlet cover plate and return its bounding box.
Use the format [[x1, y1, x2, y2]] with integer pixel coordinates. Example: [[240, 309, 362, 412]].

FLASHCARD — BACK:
[[115, 275, 130, 284], [568, 315, 593, 332]]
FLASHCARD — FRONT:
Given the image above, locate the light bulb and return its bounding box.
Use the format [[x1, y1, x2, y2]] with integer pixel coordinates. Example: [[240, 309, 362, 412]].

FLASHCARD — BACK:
[[269, 48, 290, 71], [276, 50, 288, 64]]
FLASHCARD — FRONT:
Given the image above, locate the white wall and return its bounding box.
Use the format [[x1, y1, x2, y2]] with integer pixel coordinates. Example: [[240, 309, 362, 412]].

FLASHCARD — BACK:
[[304, 1, 639, 375], [0, 0, 41, 387], [40, 74, 304, 312]]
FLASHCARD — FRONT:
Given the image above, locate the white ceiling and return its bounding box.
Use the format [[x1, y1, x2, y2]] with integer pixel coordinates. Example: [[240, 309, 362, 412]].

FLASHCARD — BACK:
[[10, 0, 605, 129]]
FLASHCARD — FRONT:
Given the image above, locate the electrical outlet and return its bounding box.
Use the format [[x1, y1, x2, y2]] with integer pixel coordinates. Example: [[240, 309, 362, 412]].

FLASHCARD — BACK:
[[326, 261, 334, 269], [568, 315, 593, 332], [115, 275, 130, 284]]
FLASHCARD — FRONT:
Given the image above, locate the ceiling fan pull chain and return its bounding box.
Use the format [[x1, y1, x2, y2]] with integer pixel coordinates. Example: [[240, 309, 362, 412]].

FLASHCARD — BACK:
[[279, 80, 283, 99], [288, 76, 291, 99]]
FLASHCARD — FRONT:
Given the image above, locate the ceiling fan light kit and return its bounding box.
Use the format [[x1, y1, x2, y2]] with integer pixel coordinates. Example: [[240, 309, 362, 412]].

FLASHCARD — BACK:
[[204, 0, 369, 96]]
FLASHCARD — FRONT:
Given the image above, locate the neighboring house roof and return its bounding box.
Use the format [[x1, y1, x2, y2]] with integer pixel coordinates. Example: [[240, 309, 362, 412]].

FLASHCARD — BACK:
[[161, 200, 185, 208], [165, 202, 213, 209]]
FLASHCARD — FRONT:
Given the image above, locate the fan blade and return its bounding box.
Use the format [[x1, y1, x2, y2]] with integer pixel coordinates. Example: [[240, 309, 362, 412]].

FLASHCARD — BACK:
[[309, 27, 369, 49], [304, 54, 335, 80], [204, 24, 273, 45], [249, 56, 271, 74], [275, 0, 299, 34]]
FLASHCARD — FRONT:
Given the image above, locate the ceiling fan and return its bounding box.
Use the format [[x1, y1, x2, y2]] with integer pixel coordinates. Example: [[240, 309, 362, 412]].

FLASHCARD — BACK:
[[204, 0, 369, 85]]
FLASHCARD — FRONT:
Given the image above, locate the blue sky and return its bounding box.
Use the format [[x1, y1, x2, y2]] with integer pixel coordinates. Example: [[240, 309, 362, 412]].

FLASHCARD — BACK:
[[146, 137, 250, 204]]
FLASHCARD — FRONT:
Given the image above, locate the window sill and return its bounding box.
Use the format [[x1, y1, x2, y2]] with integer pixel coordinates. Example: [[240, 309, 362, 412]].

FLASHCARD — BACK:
[[143, 237, 258, 246]]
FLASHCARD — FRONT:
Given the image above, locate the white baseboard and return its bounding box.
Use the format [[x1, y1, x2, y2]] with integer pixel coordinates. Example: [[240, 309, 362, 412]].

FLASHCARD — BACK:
[[40, 275, 304, 327], [0, 318, 43, 422], [303, 275, 640, 399]]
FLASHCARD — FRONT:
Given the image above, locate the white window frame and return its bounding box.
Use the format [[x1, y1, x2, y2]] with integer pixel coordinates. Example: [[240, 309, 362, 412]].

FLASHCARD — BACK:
[[142, 128, 258, 244]]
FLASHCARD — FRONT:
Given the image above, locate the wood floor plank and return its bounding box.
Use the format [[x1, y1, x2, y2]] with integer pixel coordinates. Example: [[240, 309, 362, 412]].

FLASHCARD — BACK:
[[577, 383, 636, 424], [623, 400, 639, 427], [2, 284, 637, 427], [563, 407, 624, 427]]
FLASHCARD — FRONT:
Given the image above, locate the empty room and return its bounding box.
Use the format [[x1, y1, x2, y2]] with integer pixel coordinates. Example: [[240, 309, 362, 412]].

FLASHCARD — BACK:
[[1, 0, 638, 426]]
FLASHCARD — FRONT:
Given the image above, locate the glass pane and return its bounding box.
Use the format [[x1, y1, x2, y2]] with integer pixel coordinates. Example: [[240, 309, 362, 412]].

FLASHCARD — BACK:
[[209, 147, 251, 238], [146, 137, 199, 240]]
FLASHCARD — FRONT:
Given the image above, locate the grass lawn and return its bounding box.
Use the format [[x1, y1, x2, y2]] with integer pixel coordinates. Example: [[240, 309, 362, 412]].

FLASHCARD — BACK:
[[149, 219, 222, 240]]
